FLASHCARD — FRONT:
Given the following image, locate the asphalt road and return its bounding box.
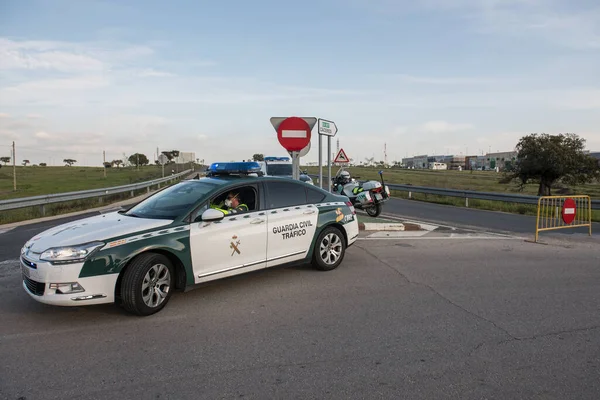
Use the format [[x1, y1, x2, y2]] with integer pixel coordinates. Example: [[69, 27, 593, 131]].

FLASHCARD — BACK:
[[1, 197, 597, 261], [1, 233, 599, 399], [382, 197, 600, 237]]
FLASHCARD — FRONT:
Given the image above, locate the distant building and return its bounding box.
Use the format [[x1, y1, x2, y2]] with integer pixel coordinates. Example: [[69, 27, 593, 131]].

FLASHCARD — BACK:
[[484, 151, 517, 171], [413, 155, 429, 169], [465, 155, 479, 170], [429, 162, 448, 170], [402, 157, 414, 168], [175, 152, 196, 164]]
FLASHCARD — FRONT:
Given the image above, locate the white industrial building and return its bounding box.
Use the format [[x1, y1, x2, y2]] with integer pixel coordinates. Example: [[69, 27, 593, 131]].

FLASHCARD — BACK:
[[175, 152, 196, 164]]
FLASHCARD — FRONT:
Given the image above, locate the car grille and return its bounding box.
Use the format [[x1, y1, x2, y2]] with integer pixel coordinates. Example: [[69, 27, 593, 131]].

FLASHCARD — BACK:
[[21, 256, 37, 269], [23, 276, 45, 296]]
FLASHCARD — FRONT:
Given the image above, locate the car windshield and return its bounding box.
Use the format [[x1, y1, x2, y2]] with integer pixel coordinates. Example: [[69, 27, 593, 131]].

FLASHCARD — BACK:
[[266, 163, 293, 176], [124, 180, 218, 220]]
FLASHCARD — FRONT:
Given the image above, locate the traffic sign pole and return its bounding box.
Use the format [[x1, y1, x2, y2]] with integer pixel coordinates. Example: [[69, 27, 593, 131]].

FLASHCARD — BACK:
[[318, 135, 323, 189], [316, 118, 338, 192], [327, 136, 332, 192]]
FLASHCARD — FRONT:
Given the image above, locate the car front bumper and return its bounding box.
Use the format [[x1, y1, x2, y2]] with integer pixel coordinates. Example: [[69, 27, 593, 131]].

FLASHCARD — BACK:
[[20, 255, 117, 306]]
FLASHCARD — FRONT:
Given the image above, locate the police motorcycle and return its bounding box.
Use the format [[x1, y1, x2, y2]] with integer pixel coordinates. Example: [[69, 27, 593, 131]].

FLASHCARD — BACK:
[[331, 167, 391, 217]]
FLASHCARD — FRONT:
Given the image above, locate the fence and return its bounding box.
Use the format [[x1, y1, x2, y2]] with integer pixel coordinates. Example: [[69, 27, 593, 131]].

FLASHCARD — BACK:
[[0, 169, 193, 216], [535, 196, 592, 242]]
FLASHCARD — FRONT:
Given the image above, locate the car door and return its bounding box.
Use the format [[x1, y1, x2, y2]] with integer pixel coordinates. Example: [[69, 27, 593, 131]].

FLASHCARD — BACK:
[[188, 184, 268, 283], [264, 180, 319, 268]]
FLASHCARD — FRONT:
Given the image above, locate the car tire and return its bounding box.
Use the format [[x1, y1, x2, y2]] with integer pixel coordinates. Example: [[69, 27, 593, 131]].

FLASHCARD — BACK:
[[120, 252, 175, 316], [312, 226, 346, 271]]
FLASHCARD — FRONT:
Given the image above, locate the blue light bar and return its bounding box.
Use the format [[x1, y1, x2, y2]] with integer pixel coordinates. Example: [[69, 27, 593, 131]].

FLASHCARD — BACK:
[[264, 156, 291, 162], [207, 162, 262, 175]]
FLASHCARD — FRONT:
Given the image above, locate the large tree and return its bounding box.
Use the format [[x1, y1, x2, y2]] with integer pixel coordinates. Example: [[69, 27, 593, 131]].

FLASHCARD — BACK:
[[128, 153, 150, 167], [0, 157, 10, 165], [252, 153, 264, 161], [64, 159, 77, 166], [502, 133, 600, 196]]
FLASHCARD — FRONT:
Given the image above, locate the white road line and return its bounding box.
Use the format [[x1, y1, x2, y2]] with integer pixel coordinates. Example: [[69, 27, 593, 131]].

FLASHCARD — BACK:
[[0, 259, 19, 265], [0, 227, 16, 235]]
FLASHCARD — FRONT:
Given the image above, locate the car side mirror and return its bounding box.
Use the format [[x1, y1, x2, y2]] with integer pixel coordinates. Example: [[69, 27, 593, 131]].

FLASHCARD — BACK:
[[200, 208, 225, 222]]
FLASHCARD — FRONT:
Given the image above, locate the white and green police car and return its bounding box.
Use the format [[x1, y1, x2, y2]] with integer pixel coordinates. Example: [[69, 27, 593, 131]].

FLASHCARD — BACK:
[[20, 162, 359, 316]]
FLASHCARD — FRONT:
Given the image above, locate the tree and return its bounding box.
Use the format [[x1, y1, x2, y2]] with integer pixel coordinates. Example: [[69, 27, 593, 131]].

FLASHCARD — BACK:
[[39, 163, 47, 167], [128, 153, 149, 167], [112, 159, 123, 168], [0, 157, 9, 165], [252, 153, 264, 161], [161, 150, 180, 163], [501, 133, 600, 196], [22, 160, 30, 166], [103, 161, 112, 168], [64, 159, 77, 166]]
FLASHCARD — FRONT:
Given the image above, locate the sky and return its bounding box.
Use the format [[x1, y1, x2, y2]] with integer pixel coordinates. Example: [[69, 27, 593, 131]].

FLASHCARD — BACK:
[[1, 0, 599, 167]]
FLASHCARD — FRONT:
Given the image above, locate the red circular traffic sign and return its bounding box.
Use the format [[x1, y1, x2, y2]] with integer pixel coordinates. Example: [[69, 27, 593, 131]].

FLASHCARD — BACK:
[[277, 117, 311, 152], [561, 198, 577, 224]]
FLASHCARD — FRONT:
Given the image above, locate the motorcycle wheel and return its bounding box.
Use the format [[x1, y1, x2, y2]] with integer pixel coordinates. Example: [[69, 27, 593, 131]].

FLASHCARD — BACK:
[[366, 203, 382, 217]]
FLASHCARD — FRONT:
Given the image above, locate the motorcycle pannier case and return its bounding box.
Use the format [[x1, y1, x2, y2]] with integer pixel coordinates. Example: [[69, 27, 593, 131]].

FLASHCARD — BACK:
[[355, 190, 373, 205], [362, 181, 382, 191]]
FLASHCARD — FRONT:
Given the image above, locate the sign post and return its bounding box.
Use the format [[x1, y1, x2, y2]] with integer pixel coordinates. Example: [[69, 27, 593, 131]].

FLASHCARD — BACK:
[[270, 117, 316, 180], [317, 119, 338, 191]]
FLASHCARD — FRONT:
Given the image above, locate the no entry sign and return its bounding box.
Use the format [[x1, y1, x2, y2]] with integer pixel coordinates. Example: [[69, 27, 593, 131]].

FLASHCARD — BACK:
[[562, 198, 577, 224], [276, 117, 312, 152]]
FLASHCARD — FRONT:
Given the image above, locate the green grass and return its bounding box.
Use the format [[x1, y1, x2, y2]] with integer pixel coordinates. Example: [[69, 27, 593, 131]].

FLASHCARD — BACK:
[[0, 165, 190, 225], [306, 166, 600, 222], [0, 165, 173, 200]]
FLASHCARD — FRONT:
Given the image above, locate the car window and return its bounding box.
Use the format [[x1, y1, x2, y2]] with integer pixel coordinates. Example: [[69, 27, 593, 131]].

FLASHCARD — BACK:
[[266, 163, 293, 176], [306, 187, 327, 204], [265, 181, 307, 208], [125, 180, 218, 220], [210, 185, 258, 216]]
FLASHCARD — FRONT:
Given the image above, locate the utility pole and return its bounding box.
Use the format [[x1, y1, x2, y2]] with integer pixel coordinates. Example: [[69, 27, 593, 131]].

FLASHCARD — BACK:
[[136, 153, 139, 171], [103, 150, 106, 178], [12, 141, 16, 191]]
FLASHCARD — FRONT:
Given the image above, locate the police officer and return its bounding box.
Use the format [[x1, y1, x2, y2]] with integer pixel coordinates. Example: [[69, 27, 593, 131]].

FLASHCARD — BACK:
[[223, 192, 248, 214]]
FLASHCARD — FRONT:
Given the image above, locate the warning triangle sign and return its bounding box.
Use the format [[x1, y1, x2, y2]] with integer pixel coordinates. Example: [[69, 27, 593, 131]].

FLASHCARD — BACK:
[[334, 148, 350, 163]]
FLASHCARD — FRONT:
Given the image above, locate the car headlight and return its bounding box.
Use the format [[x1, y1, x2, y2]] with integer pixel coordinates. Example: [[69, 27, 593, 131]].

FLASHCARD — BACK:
[[40, 241, 104, 264]]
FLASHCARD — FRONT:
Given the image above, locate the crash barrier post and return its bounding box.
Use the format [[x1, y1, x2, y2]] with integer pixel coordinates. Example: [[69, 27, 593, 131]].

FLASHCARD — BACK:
[[535, 195, 592, 242]]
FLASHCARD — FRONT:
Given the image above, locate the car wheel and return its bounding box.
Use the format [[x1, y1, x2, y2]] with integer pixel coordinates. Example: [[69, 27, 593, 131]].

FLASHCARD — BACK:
[[312, 226, 346, 271], [120, 252, 174, 316]]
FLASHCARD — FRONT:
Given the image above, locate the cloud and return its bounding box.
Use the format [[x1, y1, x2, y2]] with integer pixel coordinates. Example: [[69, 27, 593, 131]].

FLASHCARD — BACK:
[[0, 38, 105, 72], [355, 0, 600, 50], [0, 113, 9, 118], [394, 74, 497, 85], [34, 131, 51, 139], [419, 121, 474, 134], [138, 68, 175, 77]]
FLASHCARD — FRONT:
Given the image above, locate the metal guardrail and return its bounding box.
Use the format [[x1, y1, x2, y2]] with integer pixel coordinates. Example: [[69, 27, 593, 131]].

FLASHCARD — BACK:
[[0, 169, 192, 214], [310, 175, 600, 210]]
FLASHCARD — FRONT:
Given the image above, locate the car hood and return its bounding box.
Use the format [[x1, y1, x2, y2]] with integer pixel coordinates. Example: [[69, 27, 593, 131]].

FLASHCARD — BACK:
[[27, 211, 174, 253]]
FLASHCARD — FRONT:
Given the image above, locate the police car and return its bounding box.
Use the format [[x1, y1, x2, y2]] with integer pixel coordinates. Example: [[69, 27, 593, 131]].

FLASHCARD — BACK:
[[19, 162, 359, 316], [258, 156, 314, 185]]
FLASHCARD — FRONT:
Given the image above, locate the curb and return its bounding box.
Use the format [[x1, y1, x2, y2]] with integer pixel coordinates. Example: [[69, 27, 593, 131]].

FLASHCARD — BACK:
[[358, 222, 422, 231]]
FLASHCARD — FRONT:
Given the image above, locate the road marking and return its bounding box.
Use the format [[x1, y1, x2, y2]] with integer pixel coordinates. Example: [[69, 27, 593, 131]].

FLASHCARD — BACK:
[[0, 259, 19, 266], [0, 227, 16, 235], [358, 236, 521, 241], [366, 231, 429, 238]]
